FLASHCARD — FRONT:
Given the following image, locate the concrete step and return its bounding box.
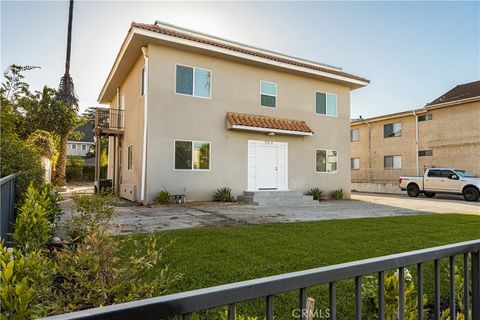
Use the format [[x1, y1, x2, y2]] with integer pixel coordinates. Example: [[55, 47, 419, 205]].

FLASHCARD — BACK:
[[237, 191, 318, 206]]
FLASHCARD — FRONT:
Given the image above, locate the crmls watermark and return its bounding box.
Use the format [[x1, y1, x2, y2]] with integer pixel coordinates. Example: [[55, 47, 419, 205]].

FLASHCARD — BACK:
[[291, 308, 331, 319]]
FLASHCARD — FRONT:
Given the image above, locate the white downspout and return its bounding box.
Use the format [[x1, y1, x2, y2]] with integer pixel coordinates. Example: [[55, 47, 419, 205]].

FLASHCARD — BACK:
[[140, 46, 148, 202], [414, 111, 419, 176]]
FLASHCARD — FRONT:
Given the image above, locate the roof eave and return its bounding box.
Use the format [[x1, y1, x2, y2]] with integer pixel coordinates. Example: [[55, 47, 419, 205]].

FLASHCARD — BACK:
[[425, 96, 480, 110]]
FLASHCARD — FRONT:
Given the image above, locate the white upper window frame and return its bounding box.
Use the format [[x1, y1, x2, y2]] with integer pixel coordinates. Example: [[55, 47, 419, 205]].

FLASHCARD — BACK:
[[351, 158, 360, 170], [351, 128, 360, 142], [173, 139, 212, 172], [314, 91, 338, 117], [70, 143, 77, 150], [259, 80, 277, 109], [174, 63, 212, 100]]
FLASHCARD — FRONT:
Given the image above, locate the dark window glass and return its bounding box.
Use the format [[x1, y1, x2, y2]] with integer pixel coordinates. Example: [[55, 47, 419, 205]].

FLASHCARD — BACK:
[[316, 150, 326, 172], [384, 122, 402, 138], [384, 156, 393, 169], [175, 141, 192, 170], [176, 65, 193, 95], [141, 67, 145, 96], [418, 114, 432, 121], [439, 170, 455, 179], [427, 169, 440, 177], [418, 150, 433, 157], [261, 95, 276, 108], [127, 145, 133, 170], [316, 92, 326, 114]]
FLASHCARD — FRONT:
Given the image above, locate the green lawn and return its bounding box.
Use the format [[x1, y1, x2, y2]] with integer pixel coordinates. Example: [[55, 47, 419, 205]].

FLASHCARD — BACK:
[[122, 214, 480, 319]]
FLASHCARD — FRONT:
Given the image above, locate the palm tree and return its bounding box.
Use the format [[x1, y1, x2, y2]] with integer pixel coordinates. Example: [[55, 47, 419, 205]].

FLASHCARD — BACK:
[[53, 0, 79, 187]]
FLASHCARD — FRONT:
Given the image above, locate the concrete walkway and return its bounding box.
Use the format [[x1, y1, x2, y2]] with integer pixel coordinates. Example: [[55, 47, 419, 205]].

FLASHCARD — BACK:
[[58, 192, 478, 236]]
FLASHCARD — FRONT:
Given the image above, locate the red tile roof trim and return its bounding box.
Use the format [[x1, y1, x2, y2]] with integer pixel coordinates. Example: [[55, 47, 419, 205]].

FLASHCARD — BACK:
[[226, 112, 313, 134], [131, 22, 369, 84]]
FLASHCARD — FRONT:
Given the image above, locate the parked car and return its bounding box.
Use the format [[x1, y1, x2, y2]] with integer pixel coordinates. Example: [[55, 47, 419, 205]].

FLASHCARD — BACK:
[[399, 168, 480, 202]]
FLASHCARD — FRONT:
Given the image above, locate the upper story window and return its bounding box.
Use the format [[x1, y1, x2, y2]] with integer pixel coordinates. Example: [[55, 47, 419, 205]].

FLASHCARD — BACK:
[[260, 81, 277, 108], [315, 92, 337, 116], [351, 128, 360, 142], [384, 122, 402, 138], [316, 149, 338, 173], [351, 158, 360, 170], [81, 144, 87, 151], [418, 114, 432, 122], [175, 65, 211, 98], [70, 143, 77, 150]]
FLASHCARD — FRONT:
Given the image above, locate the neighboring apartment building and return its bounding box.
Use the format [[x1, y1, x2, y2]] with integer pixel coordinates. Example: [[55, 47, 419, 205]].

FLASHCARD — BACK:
[[96, 21, 369, 204], [67, 121, 94, 157], [351, 81, 480, 185]]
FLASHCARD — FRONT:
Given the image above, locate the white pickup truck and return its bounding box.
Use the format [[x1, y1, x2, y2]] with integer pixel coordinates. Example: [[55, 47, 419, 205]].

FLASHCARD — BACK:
[[399, 168, 480, 202]]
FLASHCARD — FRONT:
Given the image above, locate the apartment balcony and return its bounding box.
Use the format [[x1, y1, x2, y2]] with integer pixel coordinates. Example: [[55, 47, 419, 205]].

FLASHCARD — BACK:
[[94, 108, 124, 136]]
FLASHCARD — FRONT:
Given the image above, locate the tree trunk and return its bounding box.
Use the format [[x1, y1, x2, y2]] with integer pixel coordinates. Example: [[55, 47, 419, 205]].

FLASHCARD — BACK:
[[53, 134, 68, 187]]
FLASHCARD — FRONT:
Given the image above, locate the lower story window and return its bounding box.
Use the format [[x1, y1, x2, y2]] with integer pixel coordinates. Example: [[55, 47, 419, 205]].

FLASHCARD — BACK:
[[316, 149, 337, 172], [127, 145, 133, 171], [175, 140, 210, 170], [351, 158, 360, 170], [384, 155, 402, 169]]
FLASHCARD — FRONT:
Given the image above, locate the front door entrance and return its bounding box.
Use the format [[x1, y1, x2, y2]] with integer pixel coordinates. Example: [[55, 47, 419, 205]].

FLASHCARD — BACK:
[[248, 140, 288, 191]]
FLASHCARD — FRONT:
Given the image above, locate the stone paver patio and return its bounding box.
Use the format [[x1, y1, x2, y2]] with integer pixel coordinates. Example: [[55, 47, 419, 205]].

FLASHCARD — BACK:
[[58, 192, 479, 236]]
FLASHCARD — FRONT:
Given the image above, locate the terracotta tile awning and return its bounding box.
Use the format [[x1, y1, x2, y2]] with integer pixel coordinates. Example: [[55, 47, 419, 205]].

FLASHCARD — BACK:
[[226, 112, 313, 136]]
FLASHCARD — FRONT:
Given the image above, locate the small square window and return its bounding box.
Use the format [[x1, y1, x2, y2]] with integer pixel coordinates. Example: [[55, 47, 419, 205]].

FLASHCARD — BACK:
[[418, 114, 432, 121], [384, 155, 402, 169], [384, 122, 402, 138], [316, 149, 337, 173], [260, 81, 277, 108], [315, 92, 337, 116], [351, 158, 360, 170], [351, 129, 360, 142], [81, 144, 87, 151], [71, 144, 77, 150]]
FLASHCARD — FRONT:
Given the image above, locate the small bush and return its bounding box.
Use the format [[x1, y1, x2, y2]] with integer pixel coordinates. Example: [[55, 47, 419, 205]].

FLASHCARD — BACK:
[[305, 187, 326, 201], [214, 187, 234, 202], [156, 190, 171, 204], [66, 155, 85, 167], [330, 189, 343, 200], [12, 185, 52, 253]]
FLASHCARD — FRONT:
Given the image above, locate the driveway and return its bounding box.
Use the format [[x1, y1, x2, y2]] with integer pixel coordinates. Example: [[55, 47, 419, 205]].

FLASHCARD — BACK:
[[57, 191, 479, 236]]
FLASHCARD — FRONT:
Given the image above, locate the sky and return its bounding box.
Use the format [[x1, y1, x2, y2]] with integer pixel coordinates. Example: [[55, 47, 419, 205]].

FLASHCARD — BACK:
[[1, 1, 479, 118]]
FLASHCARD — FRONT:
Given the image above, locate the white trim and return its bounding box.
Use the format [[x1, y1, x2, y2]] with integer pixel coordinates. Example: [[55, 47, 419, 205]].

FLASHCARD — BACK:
[[315, 149, 338, 173], [314, 91, 338, 117], [247, 140, 288, 191], [140, 47, 149, 202], [259, 80, 277, 109], [133, 28, 368, 86], [173, 139, 212, 171], [426, 96, 480, 109], [174, 63, 212, 99], [230, 125, 313, 136]]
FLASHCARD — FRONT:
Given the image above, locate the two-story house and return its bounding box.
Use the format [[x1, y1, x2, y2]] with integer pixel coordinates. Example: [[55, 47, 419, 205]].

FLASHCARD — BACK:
[[96, 21, 369, 204], [350, 80, 480, 190]]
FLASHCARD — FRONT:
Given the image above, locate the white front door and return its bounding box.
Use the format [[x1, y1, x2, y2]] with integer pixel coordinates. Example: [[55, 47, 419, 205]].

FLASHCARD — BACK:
[[248, 140, 288, 191]]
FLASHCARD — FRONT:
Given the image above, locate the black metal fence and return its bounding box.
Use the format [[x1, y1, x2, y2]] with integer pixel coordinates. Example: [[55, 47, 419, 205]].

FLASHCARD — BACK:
[[94, 108, 124, 131], [41, 239, 480, 320], [0, 172, 19, 245]]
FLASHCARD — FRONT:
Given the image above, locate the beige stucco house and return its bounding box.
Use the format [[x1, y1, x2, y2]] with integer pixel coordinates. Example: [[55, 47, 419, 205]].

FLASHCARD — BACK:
[[96, 21, 369, 204], [350, 80, 480, 190]]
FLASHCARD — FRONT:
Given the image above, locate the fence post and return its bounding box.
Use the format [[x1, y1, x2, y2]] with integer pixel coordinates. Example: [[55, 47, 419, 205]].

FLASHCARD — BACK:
[[472, 251, 479, 320]]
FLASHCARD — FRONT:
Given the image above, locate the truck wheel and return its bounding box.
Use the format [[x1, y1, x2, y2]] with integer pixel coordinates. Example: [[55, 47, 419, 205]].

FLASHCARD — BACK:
[[407, 184, 420, 197], [424, 192, 436, 198], [463, 187, 480, 202]]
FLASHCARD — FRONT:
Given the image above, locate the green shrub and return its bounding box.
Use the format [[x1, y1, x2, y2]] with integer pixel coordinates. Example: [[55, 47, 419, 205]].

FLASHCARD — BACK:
[[41, 184, 62, 223], [363, 268, 427, 319], [53, 194, 181, 313], [330, 189, 343, 200], [305, 187, 326, 201], [214, 187, 235, 202], [156, 190, 171, 204], [0, 244, 55, 319], [66, 155, 85, 167], [12, 185, 52, 253], [67, 194, 116, 240], [1, 136, 44, 199]]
